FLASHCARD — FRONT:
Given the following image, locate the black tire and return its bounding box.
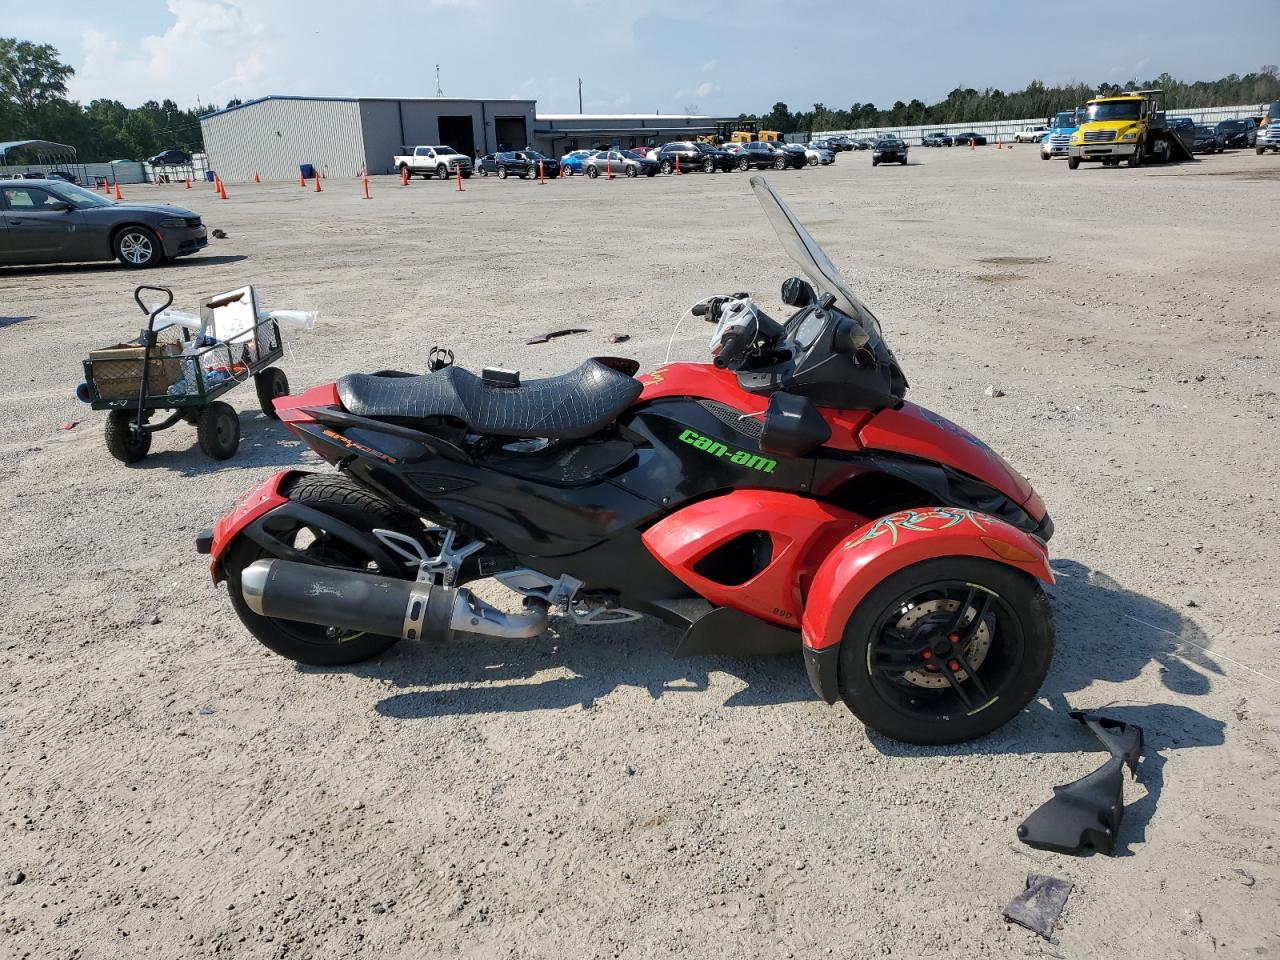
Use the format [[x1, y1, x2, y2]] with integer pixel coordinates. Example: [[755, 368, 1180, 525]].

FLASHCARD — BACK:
[[807, 156, 818, 166], [625, 164, 638, 178], [461, 172, 471, 179], [586, 166, 599, 179], [1067, 157, 1080, 170], [645, 168, 657, 177], [196, 401, 240, 460], [703, 159, 715, 173], [737, 157, 749, 171], [773, 156, 786, 170], [225, 474, 418, 666], [497, 166, 507, 179], [1257, 147, 1265, 155], [437, 165, 448, 179], [104, 410, 150, 463], [837, 556, 1053, 744], [872, 158, 880, 166], [114, 226, 164, 268], [1127, 141, 1143, 167], [660, 160, 673, 175], [254, 366, 289, 418]]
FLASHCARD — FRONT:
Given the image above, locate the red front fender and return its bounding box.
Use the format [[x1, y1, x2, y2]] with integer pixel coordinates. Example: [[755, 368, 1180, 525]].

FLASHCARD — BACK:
[[800, 507, 1053, 655], [207, 470, 297, 582]]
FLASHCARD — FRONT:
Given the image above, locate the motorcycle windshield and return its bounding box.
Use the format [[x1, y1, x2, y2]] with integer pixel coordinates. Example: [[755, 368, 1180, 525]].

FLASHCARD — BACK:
[[749, 175, 882, 336]]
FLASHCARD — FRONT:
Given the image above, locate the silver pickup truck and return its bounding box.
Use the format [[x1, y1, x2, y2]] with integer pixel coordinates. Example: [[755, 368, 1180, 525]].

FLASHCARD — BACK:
[[393, 145, 473, 180]]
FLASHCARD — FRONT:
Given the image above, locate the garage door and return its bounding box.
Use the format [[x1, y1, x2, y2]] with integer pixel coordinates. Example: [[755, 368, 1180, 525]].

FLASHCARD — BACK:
[[495, 117, 527, 151], [437, 116, 476, 160]]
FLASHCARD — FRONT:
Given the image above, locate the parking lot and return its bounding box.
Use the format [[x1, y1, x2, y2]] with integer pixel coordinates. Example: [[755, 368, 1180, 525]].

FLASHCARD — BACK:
[[2, 147, 1279, 958]]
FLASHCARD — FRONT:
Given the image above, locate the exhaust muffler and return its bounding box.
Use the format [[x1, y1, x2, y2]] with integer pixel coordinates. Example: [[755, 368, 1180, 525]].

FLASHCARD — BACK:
[[239, 559, 547, 641]]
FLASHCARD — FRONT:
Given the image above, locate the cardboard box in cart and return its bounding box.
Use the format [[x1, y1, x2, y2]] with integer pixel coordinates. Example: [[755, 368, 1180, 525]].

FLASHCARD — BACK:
[[88, 340, 184, 400]]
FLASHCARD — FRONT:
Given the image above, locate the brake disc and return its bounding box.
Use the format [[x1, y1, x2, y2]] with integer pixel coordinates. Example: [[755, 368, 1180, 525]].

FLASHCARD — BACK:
[[895, 598, 993, 688]]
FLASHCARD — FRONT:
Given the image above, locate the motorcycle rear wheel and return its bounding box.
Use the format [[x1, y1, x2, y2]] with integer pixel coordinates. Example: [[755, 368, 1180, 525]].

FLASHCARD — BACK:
[[226, 474, 422, 666], [837, 556, 1053, 744]]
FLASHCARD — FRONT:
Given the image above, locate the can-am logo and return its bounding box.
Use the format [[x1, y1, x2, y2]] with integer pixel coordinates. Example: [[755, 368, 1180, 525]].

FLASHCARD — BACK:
[[678, 428, 776, 474]]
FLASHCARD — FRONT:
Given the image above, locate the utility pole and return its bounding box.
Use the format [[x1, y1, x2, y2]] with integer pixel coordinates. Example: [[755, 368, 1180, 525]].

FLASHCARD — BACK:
[[578, 78, 583, 114], [436, 65, 444, 98]]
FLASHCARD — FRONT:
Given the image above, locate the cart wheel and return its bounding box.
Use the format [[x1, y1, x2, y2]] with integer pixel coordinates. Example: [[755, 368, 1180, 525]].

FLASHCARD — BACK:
[[197, 402, 240, 460], [254, 367, 290, 418], [105, 410, 151, 463]]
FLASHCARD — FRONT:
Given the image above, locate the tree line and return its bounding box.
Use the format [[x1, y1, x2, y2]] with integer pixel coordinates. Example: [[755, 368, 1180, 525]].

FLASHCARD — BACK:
[[742, 68, 1280, 134], [0, 38, 235, 163], [4, 36, 1280, 161]]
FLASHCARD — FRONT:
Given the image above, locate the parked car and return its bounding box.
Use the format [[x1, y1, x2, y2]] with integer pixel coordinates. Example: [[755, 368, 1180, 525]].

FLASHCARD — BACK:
[[656, 141, 728, 173], [922, 131, 954, 147], [559, 149, 595, 175], [581, 150, 659, 178], [872, 137, 909, 165], [827, 136, 855, 151], [692, 142, 737, 171], [1013, 124, 1050, 143], [1216, 118, 1257, 149], [953, 131, 988, 146], [624, 149, 651, 163], [1192, 125, 1224, 154], [477, 150, 558, 179], [851, 137, 874, 150], [775, 143, 812, 167], [147, 149, 192, 166], [394, 145, 473, 180], [45, 170, 80, 184], [733, 141, 804, 171], [803, 142, 836, 164], [0, 179, 206, 268]]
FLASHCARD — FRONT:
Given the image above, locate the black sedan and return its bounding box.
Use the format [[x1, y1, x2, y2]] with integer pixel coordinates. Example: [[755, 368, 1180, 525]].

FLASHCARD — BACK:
[[0, 179, 206, 268], [1193, 125, 1224, 154], [477, 151, 560, 179], [953, 131, 988, 146], [147, 149, 192, 166], [656, 141, 728, 173], [1215, 118, 1257, 149], [872, 137, 908, 165]]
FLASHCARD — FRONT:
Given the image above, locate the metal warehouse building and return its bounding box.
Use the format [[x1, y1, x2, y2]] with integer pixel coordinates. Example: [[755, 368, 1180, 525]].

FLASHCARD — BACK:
[[531, 114, 720, 155], [200, 95, 536, 182]]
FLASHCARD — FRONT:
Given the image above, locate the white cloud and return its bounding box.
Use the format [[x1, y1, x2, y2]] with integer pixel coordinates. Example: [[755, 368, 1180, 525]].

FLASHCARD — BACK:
[[701, 59, 717, 73], [696, 81, 716, 98], [71, 0, 271, 108]]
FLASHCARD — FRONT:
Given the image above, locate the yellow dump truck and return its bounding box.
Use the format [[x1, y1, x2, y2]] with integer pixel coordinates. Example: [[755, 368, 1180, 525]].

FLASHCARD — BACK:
[[1067, 89, 1194, 169]]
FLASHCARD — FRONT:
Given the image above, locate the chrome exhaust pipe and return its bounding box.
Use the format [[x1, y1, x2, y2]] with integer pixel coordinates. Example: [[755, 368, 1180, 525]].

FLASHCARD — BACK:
[[239, 559, 548, 641]]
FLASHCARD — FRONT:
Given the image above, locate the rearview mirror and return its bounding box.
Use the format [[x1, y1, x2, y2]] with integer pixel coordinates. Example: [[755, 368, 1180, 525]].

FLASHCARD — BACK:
[[781, 276, 815, 307]]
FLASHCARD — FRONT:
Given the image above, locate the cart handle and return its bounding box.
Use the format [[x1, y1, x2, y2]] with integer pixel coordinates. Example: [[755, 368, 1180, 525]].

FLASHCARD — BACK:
[[133, 285, 174, 323]]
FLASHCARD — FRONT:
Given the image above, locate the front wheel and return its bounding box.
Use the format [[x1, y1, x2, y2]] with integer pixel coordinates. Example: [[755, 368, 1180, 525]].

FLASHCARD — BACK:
[[497, 166, 508, 179], [105, 410, 150, 463], [837, 556, 1053, 744], [1127, 142, 1143, 167], [225, 474, 420, 666], [737, 157, 749, 171], [808, 156, 818, 166], [703, 159, 715, 173], [1067, 157, 1080, 170], [625, 164, 638, 178], [115, 227, 164, 268], [773, 157, 786, 170], [437, 165, 448, 179], [586, 166, 599, 179], [660, 160, 673, 175]]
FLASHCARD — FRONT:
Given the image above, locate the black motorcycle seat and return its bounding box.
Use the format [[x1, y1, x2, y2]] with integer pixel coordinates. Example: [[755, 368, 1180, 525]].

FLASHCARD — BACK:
[[337, 359, 643, 440]]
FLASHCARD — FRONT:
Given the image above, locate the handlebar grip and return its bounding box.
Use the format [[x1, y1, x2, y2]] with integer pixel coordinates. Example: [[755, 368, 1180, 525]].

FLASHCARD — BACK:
[[692, 302, 709, 317]]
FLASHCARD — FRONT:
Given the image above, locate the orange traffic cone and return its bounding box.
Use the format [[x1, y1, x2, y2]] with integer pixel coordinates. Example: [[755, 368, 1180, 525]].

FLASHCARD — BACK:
[[254, 172, 261, 183], [313, 174, 322, 193], [607, 156, 613, 180], [184, 177, 191, 189], [456, 165, 463, 191], [114, 181, 123, 200], [539, 160, 545, 184], [970, 138, 976, 150], [362, 175, 370, 199], [102, 180, 111, 195], [675, 154, 681, 175], [217, 178, 228, 199], [998, 140, 1003, 150], [401, 166, 409, 186]]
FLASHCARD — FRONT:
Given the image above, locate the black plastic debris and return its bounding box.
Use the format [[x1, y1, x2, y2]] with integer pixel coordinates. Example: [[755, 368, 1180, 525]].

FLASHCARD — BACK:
[[1017, 710, 1143, 856], [526, 327, 589, 345], [1003, 873, 1073, 939], [608, 334, 630, 344]]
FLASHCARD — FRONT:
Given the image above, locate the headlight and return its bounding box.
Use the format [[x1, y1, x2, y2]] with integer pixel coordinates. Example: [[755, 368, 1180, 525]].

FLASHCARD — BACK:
[[159, 218, 189, 228], [1070, 133, 1081, 143], [1120, 132, 1137, 141]]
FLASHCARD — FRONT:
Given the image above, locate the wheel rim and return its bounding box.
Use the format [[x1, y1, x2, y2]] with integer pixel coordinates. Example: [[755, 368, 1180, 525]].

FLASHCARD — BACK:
[[866, 579, 1025, 721], [120, 232, 153, 264], [217, 412, 235, 446]]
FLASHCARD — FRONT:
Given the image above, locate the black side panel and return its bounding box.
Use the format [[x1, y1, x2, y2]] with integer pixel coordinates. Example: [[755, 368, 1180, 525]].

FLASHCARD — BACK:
[[674, 606, 800, 658]]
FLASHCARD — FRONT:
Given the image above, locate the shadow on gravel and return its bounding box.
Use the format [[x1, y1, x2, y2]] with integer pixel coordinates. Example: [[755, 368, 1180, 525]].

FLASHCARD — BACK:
[[0, 254, 246, 278], [129, 413, 311, 476], [364, 616, 813, 720], [868, 556, 1226, 850], [1, 315, 35, 328]]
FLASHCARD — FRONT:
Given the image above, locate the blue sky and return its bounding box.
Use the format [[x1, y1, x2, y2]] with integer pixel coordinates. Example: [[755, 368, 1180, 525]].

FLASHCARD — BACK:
[[15, 0, 1280, 114]]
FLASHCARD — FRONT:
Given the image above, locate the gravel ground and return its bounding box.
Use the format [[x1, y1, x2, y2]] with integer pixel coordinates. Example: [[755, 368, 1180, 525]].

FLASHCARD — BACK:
[[2, 147, 1278, 959]]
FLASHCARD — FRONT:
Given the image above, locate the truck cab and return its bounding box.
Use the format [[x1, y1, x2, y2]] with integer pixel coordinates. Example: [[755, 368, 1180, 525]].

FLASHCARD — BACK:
[[1067, 89, 1194, 169], [1041, 109, 1082, 159]]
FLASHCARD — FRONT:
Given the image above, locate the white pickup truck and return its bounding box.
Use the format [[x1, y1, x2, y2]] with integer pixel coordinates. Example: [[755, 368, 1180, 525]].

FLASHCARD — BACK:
[[1013, 125, 1050, 143], [393, 145, 473, 180]]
